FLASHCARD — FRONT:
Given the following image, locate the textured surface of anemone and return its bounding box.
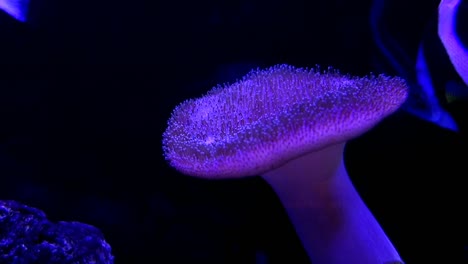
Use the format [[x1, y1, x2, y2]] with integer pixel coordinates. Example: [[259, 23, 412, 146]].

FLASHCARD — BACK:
[[163, 64, 408, 178]]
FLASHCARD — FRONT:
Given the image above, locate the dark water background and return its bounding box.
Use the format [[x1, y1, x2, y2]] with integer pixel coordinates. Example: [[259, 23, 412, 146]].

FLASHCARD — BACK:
[[1, 0, 467, 263]]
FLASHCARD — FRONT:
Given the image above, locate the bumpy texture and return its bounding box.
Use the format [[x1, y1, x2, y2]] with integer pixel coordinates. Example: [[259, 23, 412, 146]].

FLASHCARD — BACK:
[[163, 64, 408, 178], [0, 200, 114, 264]]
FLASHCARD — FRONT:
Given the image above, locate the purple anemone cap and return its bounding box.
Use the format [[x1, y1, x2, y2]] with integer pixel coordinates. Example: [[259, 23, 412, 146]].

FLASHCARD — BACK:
[[162, 64, 408, 178]]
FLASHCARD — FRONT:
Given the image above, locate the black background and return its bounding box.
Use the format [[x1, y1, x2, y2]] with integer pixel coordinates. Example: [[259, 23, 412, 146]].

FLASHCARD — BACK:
[[1, 0, 467, 263]]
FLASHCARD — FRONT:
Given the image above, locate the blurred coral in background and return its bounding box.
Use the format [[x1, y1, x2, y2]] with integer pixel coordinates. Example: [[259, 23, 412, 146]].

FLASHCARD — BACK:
[[370, 0, 468, 132], [0, 0, 28, 22]]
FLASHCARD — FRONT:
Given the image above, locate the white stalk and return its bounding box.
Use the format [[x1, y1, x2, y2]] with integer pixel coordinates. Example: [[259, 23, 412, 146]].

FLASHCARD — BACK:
[[262, 143, 403, 264]]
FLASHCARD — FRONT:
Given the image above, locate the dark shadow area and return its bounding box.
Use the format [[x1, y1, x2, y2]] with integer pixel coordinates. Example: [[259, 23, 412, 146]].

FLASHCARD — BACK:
[[1, 0, 467, 263]]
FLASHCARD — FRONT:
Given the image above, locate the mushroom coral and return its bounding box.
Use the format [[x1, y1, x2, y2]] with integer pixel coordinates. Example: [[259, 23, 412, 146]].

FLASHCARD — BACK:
[[163, 64, 407, 264]]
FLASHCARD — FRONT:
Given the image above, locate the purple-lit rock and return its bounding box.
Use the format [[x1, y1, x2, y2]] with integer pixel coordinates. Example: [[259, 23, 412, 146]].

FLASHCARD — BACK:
[[0, 200, 114, 264]]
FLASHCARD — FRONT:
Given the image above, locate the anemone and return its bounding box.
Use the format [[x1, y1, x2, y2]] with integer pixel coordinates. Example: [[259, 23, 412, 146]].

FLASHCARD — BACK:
[[163, 64, 407, 264]]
